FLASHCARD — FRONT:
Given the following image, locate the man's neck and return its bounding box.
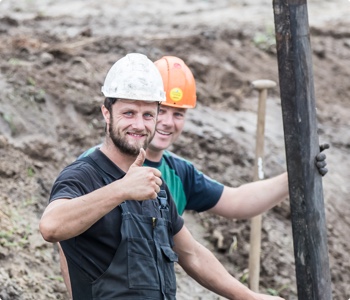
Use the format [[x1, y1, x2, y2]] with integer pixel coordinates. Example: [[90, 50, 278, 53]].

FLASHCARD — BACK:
[[99, 140, 137, 173], [146, 147, 164, 163]]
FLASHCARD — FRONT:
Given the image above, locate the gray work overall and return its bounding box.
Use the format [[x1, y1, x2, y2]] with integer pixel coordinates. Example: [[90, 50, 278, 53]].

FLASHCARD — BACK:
[[91, 195, 178, 299]]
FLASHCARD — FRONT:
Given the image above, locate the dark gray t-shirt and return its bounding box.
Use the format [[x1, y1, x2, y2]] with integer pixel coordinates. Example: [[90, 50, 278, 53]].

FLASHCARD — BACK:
[[49, 149, 184, 280]]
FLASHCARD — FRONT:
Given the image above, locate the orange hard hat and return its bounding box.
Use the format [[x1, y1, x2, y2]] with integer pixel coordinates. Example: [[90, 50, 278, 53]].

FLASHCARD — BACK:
[[154, 56, 196, 108]]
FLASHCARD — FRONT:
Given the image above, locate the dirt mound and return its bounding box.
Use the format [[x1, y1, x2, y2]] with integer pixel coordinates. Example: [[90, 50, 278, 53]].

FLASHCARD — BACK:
[[1, 1, 350, 299]]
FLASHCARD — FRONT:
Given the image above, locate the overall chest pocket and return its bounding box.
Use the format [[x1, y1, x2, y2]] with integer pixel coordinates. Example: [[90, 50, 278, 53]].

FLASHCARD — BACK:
[[127, 237, 160, 290]]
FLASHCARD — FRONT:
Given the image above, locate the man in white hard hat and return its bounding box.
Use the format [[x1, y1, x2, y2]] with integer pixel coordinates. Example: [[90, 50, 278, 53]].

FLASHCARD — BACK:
[[40, 53, 286, 300]]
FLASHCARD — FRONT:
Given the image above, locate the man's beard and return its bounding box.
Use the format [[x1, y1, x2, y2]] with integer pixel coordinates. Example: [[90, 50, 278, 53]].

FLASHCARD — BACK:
[[109, 116, 154, 156]]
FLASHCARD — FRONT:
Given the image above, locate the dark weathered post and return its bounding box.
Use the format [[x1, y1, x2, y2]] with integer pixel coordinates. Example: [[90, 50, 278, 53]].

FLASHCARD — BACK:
[[272, 0, 332, 299]]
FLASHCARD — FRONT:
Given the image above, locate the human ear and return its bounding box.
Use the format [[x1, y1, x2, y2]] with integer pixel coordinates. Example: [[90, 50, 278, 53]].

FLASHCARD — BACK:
[[101, 105, 110, 124]]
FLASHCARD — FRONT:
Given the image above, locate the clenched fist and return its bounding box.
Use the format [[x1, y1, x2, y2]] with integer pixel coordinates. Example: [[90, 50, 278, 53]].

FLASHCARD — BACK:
[[119, 148, 163, 200]]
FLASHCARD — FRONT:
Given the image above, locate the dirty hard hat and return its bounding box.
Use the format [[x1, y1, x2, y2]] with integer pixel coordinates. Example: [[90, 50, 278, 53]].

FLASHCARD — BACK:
[[101, 53, 166, 102], [154, 56, 196, 108]]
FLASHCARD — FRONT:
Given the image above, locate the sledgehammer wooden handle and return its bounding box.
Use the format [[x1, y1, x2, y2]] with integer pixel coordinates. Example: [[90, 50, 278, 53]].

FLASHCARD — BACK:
[[250, 80, 276, 181], [248, 79, 276, 292]]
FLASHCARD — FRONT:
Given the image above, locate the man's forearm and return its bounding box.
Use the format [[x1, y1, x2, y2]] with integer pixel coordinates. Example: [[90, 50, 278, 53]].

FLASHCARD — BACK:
[[235, 172, 289, 218], [176, 228, 258, 299], [210, 172, 289, 219]]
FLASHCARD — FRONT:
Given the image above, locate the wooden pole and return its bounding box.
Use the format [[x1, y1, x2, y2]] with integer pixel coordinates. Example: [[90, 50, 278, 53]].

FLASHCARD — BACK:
[[272, 1, 332, 299]]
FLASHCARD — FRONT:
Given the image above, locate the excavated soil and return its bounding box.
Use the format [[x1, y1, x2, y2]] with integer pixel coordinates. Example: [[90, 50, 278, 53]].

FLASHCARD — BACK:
[[0, 0, 350, 299]]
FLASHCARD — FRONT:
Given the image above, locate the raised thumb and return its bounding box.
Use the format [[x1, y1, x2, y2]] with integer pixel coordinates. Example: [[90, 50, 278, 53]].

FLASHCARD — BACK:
[[131, 148, 146, 168]]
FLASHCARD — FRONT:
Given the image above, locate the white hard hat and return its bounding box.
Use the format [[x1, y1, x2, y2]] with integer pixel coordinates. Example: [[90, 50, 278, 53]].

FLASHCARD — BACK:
[[101, 53, 166, 102]]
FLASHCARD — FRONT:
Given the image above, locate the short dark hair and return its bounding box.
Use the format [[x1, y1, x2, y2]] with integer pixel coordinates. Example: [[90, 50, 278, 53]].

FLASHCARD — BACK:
[[104, 98, 118, 112]]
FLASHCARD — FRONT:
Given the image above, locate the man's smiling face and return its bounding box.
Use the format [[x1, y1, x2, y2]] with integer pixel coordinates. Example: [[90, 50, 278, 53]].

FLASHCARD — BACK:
[[148, 105, 187, 152], [108, 99, 158, 156]]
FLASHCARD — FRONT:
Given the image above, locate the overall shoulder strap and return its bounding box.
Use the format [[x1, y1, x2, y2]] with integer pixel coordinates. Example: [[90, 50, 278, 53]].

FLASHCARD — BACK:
[[157, 182, 175, 247], [157, 183, 168, 209]]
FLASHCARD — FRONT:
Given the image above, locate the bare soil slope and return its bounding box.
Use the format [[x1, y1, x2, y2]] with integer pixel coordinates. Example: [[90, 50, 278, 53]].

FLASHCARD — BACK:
[[0, 1, 350, 299]]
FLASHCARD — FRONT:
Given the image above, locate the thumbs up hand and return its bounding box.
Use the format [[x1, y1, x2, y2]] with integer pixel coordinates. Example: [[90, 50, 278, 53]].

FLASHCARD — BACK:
[[130, 147, 147, 168], [119, 148, 162, 200]]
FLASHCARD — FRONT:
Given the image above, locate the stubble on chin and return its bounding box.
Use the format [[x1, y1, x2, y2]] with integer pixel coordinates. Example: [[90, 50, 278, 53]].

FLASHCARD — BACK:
[[110, 130, 152, 156], [108, 114, 155, 156]]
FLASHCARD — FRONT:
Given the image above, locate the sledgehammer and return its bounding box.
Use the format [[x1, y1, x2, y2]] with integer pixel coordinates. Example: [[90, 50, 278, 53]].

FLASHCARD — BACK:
[[248, 79, 276, 292]]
